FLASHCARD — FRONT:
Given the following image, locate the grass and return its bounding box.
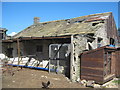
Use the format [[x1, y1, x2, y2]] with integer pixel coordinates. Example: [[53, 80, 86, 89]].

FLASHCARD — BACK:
[[112, 80, 120, 84]]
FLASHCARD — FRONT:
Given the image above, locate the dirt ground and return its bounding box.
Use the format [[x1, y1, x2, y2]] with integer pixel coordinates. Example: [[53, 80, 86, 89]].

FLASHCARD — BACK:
[[2, 66, 85, 88]]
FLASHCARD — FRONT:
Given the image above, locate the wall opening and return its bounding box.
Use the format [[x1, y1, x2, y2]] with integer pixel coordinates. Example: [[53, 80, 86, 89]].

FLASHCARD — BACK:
[[88, 43, 93, 50], [49, 44, 71, 78], [97, 37, 103, 48], [110, 38, 115, 45], [92, 23, 99, 26]]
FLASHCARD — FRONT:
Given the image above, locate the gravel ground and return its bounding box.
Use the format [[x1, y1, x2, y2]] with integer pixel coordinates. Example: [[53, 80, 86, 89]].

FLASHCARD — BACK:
[[2, 66, 85, 88]]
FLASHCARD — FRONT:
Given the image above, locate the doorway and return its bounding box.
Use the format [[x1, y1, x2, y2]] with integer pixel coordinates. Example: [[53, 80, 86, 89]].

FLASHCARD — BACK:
[[49, 44, 71, 78]]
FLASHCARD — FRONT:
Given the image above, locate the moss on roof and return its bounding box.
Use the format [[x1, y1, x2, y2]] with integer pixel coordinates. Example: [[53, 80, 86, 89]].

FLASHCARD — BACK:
[[13, 12, 111, 38]]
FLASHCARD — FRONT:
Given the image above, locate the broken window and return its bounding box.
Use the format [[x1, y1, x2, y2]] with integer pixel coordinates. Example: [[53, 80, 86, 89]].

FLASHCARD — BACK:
[[92, 22, 99, 26], [92, 20, 104, 26], [89, 33, 94, 36], [74, 19, 85, 23], [86, 33, 94, 37], [67, 22, 70, 25], [97, 37, 103, 48], [87, 39, 93, 43], [36, 45, 43, 52], [65, 19, 71, 24]]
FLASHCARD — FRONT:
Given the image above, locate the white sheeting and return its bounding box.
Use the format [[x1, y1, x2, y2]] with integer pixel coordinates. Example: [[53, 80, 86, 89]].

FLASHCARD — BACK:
[[0, 53, 8, 60]]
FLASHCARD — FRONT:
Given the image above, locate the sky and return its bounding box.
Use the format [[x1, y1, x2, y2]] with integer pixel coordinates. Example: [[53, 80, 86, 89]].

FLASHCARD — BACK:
[[1, 2, 119, 36]]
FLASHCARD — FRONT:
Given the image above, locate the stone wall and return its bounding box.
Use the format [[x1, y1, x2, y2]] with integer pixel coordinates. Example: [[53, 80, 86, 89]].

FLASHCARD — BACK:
[[70, 25, 109, 82], [95, 24, 108, 47], [70, 35, 87, 82], [22, 40, 50, 60], [11, 38, 71, 59]]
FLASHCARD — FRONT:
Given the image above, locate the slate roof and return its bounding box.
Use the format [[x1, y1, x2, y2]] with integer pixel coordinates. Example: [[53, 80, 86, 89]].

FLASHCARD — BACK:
[[13, 12, 111, 38]]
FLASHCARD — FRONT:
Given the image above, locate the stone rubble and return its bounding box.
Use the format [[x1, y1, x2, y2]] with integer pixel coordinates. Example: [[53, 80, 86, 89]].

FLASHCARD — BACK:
[[80, 78, 119, 88]]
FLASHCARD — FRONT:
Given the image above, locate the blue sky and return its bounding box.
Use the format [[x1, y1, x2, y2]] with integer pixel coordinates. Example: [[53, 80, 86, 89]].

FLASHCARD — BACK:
[[2, 2, 119, 35]]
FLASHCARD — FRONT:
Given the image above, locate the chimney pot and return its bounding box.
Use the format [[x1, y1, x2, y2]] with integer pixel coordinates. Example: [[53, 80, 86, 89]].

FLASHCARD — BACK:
[[34, 17, 40, 24]]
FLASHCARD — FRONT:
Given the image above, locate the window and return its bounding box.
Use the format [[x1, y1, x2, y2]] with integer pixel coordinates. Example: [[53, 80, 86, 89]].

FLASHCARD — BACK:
[[7, 48, 13, 58], [36, 45, 43, 52], [97, 37, 103, 48]]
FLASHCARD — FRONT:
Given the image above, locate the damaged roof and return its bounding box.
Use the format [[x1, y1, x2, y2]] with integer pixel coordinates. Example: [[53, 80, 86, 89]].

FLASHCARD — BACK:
[[13, 12, 112, 38], [0, 28, 7, 32]]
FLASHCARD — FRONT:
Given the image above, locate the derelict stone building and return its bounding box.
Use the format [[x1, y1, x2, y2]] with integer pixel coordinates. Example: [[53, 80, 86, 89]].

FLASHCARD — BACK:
[[2, 12, 119, 83]]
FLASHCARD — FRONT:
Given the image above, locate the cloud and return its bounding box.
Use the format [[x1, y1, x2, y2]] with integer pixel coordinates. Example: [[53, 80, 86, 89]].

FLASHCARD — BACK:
[[8, 32, 17, 36]]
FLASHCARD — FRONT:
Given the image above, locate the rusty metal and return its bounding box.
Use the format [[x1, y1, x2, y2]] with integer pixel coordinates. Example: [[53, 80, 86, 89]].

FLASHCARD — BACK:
[[80, 46, 116, 84], [85, 17, 105, 22]]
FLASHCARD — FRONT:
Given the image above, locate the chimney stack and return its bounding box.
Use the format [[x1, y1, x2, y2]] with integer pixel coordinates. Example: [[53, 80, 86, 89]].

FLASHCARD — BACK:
[[34, 17, 40, 24]]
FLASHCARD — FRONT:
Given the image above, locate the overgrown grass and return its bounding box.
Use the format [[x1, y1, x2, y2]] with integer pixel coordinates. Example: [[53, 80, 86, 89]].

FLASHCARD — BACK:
[[112, 80, 120, 84]]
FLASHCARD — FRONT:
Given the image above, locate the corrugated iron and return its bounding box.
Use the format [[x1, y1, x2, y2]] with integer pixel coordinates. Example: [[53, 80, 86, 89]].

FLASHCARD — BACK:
[[85, 17, 105, 22]]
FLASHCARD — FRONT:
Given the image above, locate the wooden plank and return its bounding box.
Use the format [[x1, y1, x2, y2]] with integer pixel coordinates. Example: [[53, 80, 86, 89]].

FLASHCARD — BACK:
[[81, 48, 104, 83], [81, 61, 103, 68], [17, 39, 20, 65], [81, 67, 103, 75], [70, 35, 74, 81]]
